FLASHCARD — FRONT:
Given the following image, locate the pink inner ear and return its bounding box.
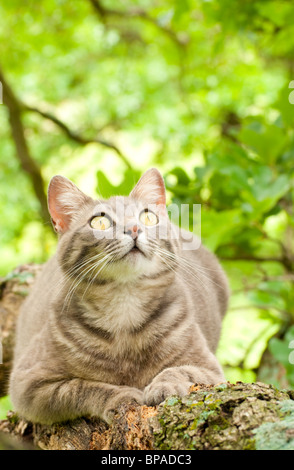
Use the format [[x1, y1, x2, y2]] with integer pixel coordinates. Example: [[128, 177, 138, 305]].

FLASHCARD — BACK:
[[130, 168, 167, 209], [48, 177, 73, 234], [156, 179, 166, 207], [50, 212, 69, 233]]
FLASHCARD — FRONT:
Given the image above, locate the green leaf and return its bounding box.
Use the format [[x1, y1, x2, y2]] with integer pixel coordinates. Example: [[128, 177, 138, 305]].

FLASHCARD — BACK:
[[285, 326, 294, 345], [96, 169, 141, 198], [0, 396, 12, 420], [201, 208, 242, 251], [96, 171, 117, 199], [269, 337, 291, 367], [275, 86, 294, 127], [247, 290, 286, 312], [239, 122, 288, 164], [168, 167, 191, 186]]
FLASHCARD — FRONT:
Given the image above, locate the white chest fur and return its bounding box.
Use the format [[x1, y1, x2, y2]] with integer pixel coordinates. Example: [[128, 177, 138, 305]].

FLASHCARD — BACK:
[[81, 283, 147, 335]]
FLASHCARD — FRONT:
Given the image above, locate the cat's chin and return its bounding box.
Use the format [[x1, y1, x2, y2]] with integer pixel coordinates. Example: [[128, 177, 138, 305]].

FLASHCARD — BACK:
[[100, 248, 157, 282]]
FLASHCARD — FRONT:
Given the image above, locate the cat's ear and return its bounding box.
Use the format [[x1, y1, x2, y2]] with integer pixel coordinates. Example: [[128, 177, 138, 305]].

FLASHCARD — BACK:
[[48, 175, 91, 233], [130, 168, 166, 209]]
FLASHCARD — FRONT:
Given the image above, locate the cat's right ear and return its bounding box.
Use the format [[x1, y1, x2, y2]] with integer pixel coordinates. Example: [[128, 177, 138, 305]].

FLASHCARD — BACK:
[[48, 175, 90, 233]]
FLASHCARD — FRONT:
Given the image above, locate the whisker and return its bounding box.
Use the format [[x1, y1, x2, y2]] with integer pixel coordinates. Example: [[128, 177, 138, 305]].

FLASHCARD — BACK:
[[152, 245, 217, 292], [61, 253, 111, 313], [151, 243, 225, 290], [156, 251, 210, 293], [82, 256, 111, 300], [148, 240, 219, 273]]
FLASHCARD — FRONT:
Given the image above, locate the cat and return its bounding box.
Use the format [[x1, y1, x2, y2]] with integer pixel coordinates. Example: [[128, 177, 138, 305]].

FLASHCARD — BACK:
[[9, 168, 229, 424]]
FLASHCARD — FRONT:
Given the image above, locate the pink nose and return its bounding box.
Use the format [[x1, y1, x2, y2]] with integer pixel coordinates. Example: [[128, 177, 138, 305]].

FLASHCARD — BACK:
[[125, 225, 142, 239]]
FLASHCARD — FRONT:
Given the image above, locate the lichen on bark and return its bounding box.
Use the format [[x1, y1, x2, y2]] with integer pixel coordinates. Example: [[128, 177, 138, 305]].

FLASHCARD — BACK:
[[254, 400, 294, 450], [151, 382, 294, 450]]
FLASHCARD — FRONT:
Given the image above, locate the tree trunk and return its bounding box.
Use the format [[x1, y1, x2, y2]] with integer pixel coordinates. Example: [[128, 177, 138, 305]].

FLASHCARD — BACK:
[[0, 67, 51, 227], [1, 265, 294, 450], [0, 264, 43, 398]]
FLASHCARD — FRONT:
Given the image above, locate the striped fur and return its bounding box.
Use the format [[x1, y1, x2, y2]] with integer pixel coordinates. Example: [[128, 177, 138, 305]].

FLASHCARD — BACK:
[[9, 169, 229, 424]]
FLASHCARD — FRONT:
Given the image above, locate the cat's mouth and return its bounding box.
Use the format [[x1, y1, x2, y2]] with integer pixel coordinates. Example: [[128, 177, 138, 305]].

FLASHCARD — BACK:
[[121, 241, 146, 259], [128, 244, 144, 257], [130, 246, 140, 253]]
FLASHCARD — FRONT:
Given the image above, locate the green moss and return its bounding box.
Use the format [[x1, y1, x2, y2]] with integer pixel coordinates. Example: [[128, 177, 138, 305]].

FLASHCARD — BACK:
[[7, 411, 19, 425], [243, 438, 256, 450], [3, 271, 35, 284], [0, 397, 13, 421], [152, 382, 294, 450]]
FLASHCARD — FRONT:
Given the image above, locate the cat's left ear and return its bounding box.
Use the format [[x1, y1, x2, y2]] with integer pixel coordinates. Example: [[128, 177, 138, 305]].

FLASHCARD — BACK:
[[48, 175, 91, 233], [130, 168, 166, 211]]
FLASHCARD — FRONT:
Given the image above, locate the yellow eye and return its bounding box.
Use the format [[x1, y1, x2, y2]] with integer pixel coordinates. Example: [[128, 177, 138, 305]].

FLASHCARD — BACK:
[[90, 215, 111, 230], [139, 210, 158, 226]]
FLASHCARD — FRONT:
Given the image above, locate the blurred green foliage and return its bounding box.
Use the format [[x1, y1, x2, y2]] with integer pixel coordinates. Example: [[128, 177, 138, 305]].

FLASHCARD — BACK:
[[0, 396, 12, 421], [0, 0, 293, 415]]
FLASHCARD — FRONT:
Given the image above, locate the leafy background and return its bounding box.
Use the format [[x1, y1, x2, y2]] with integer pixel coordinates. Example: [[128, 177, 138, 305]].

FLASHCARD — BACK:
[[0, 0, 293, 417]]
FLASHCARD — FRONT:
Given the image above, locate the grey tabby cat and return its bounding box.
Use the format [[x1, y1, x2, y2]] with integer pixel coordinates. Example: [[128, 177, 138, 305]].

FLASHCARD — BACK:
[[9, 168, 229, 424]]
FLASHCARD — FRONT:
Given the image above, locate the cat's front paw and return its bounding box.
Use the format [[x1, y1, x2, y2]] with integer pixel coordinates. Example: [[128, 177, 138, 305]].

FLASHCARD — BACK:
[[143, 377, 192, 406], [102, 387, 143, 423]]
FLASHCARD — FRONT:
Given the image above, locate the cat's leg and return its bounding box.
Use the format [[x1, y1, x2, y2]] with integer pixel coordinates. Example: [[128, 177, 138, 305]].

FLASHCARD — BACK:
[[143, 356, 225, 406], [9, 365, 143, 424]]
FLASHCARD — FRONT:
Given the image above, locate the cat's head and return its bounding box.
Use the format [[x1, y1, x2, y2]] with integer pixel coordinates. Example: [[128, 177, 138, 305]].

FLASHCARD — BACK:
[[48, 168, 178, 283]]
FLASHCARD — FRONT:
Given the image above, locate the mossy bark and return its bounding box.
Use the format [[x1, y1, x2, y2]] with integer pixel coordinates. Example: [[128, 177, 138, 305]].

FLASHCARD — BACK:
[[0, 382, 294, 450], [151, 382, 294, 450]]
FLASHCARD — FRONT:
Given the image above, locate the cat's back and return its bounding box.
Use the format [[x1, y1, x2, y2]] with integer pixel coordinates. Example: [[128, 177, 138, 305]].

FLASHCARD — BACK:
[[178, 228, 229, 304], [176, 228, 229, 351], [13, 256, 62, 361]]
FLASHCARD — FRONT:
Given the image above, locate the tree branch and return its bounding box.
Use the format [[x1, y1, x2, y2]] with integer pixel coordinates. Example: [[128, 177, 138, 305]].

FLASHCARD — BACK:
[[228, 304, 292, 319], [89, 0, 188, 48], [0, 68, 51, 226], [1, 381, 294, 450], [23, 105, 133, 170], [220, 254, 293, 273], [220, 255, 283, 263]]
